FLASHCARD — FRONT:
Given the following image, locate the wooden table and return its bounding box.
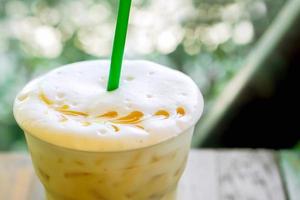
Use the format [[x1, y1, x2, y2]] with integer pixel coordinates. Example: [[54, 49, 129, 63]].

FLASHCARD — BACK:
[[0, 149, 299, 200]]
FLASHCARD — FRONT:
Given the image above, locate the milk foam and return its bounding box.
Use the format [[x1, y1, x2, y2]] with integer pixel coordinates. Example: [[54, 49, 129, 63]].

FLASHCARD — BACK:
[[14, 60, 203, 151]]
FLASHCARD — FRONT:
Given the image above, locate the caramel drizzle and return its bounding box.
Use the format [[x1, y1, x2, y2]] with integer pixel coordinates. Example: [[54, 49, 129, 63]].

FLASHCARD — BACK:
[[39, 92, 186, 133], [154, 110, 170, 118], [39, 92, 53, 105], [111, 124, 120, 132], [39, 93, 88, 117], [97, 111, 118, 118], [112, 111, 143, 124], [57, 109, 88, 117], [176, 107, 185, 116], [81, 121, 91, 126], [134, 125, 144, 130]]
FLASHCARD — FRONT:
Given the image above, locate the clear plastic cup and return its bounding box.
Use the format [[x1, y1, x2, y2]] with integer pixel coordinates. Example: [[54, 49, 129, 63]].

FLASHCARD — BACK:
[[24, 127, 194, 200]]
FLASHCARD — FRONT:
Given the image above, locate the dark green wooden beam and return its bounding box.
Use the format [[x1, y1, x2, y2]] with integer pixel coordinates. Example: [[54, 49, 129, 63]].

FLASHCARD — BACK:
[[279, 151, 300, 200], [192, 0, 300, 147]]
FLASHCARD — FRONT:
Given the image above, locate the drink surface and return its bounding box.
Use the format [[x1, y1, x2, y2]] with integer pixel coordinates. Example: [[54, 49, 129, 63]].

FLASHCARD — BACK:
[[14, 60, 203, 151]]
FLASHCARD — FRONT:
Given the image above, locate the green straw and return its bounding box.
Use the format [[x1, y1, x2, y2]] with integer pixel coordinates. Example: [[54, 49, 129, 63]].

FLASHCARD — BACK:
[[107, 0, 132, 91]]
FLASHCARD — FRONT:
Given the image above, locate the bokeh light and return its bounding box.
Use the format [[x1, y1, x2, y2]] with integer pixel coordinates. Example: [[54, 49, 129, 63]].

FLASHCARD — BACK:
[[0, 0, 285, 150]]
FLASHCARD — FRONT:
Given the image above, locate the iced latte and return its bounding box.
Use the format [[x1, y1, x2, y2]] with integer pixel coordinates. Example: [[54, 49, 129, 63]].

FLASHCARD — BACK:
[[14, 60, 203, 200]]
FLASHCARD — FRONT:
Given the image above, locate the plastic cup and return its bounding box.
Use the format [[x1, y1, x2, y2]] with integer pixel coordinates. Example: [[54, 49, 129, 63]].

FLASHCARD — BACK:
[[24, 127, 194, 200]]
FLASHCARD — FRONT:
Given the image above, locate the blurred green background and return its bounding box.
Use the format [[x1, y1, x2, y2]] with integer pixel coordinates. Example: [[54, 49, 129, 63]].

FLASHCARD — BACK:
[[0, 0, 288, 151]]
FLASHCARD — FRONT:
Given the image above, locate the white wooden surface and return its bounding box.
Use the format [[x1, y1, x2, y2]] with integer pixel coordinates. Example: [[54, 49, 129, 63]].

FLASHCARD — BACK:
[[217, 150, 285, 200], [0, 150, 287, 200], [179, 150, 218, 200]]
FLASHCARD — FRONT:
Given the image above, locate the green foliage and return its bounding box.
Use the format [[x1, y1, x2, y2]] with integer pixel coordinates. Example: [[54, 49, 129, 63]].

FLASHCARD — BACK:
[[0, 0, 285, 151], [294, 142, 300, 150]]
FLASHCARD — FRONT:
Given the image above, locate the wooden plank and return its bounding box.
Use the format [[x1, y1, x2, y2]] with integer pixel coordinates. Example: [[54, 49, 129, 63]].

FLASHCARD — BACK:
[[0, 150, 288, 199], [0, 154, 37, 200], [279, 151, 300, 200], [28, 176, 44, 200], [178, 150, 218, 200], [0, 150, 218, 200], [217, 150, 286, 200], [0, 154, 44, 200]]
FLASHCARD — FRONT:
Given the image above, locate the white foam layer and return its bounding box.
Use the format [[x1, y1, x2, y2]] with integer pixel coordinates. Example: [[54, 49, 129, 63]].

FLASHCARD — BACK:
[[14, 60, 203, 151]]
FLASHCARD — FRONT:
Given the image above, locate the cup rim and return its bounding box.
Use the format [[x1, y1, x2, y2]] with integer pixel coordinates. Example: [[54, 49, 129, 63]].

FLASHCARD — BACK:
[[24, 125, 194, 154]]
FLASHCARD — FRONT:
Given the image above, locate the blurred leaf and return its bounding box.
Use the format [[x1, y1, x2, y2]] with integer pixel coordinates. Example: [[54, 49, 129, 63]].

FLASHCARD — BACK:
[[0, 0, 287, 151], [294, 142, 300, 150]]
